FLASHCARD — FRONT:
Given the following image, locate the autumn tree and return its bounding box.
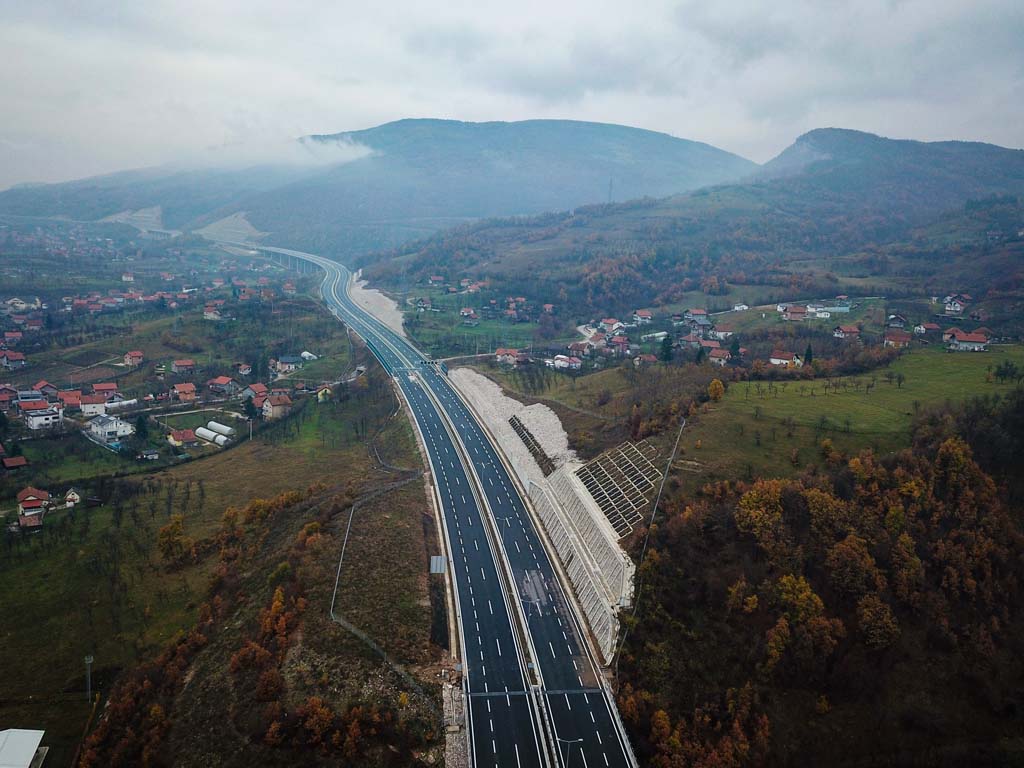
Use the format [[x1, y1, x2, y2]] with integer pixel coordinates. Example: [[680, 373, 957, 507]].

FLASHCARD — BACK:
[[825, 534, 886, 597], [708, 378, 725, 402], [856, 593, 900, 649]]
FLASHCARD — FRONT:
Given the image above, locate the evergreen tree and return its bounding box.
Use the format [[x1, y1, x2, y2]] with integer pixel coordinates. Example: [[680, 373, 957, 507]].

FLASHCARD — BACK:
[[804, 343, 814, 365], [659, 336, 673, 362]]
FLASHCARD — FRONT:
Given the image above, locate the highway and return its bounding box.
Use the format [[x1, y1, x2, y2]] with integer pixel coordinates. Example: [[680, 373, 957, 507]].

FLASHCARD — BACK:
[[249, 244, 637, 768]]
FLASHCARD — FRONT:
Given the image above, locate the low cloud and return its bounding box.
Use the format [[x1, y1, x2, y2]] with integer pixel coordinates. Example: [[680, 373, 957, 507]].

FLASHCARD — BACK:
[[0, 0, 1021, 189]]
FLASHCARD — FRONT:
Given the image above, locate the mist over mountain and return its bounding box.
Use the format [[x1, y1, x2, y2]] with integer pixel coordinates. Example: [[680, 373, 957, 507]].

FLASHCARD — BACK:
[[0, 118, 756, 256]]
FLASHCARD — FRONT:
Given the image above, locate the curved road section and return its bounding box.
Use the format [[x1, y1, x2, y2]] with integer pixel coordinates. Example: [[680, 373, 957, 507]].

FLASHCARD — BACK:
[[243, 244, 637, 768]]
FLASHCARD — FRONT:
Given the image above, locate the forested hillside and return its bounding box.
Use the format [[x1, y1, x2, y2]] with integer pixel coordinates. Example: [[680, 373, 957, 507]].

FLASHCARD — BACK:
[[0, 119, 756, 257], [616, 390, 1024, 766], [365, 131, 1024, 314]]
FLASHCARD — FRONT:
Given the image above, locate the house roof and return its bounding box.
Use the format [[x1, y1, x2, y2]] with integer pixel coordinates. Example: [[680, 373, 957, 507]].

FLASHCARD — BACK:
[[953, 332, 988, 344], [173, 359, 195, 366], [709, 348, 731, 358], [32, 380, 53, 391], [126, 350, 143, 357], [174, 383, 197, 394], [2, 456, 28, 469], [170, 429, 197, 441], [17, 487, 50, 502], [771, 351, 796, 360], [92, 382, 118, 392], [885, 330, 913, 342], [208, 376, 234, 386], [266, 394, 292, 406], [18, 400, 51, 411], [247, 383, 268, 394], [835, 325, 860, 333], [80, 394, 107, 405]]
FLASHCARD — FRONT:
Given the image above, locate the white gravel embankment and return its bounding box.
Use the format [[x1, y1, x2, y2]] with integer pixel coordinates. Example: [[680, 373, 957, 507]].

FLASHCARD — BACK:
[[350, 271, 408, 339], [449, 367, 577, 489]]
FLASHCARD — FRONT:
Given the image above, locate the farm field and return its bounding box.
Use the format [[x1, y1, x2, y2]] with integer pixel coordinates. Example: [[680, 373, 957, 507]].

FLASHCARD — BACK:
[[682, 344, 1024, 489]]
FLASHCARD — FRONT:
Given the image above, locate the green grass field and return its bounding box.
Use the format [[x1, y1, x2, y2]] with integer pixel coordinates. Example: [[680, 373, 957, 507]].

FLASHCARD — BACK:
[[682, 345, 1024, 489]]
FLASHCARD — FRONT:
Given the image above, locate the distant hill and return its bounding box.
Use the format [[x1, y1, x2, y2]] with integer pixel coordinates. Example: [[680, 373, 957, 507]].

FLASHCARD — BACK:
[[0, 119, 756, 256], [365, 129, 1024, 313]]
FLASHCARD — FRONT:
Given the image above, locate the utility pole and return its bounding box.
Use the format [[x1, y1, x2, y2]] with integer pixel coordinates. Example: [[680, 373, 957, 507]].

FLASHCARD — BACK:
[[84, 655, 94, 701]]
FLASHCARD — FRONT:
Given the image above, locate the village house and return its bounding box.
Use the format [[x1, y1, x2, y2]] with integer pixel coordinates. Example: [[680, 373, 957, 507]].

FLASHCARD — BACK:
[[206, 376, 240, 395], [947, 331, 989, 352], [769, 351, 803, 368], [495, 348, 521, 366], [552, 354, 582, 371], [65, 488, 82, 507], [944, 293, 971, 314], [32, 380, 58, 400], [203, 306, 223, 321], [89, 414, 135, 443], [240, 382, 268, 400], [732, 303, 750, 312], [57, 390, 82, 409], [0, 351, 27, 369], [79, 394, 107, 416], [709, 348, 732, 367], [234, 362, 253, 376], [632, 353, 659, 368], [783, 305, 808, 322], [883, 330, 913, 349], [173, 382, 197, 402], [709, 326, 734, 341], [567, 341, 591, 358], [167, 429, 199, 447], [599, 318, 622, 333], [632, 309, 653, 325], [272, 355, 304, 374], [17, 487, 50, 515], [833, 324, 861, 339], [913, 322, 941, 335], [262, 394, 292, 420], [886, 313, 908, 329], [124, 350, 144, 367], [92, 382, 119, 399], [24, 405, 64, 430], [172, 359, 196, 375], [121, 272, 134, 282]]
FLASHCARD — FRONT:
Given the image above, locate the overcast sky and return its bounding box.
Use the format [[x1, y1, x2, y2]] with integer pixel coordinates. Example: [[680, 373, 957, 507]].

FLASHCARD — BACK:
[[1, 0, 1022, 189]]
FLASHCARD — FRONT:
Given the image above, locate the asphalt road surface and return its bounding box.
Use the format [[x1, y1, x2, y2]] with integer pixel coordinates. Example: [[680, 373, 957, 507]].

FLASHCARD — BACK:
[[248, 245, 636, 768]]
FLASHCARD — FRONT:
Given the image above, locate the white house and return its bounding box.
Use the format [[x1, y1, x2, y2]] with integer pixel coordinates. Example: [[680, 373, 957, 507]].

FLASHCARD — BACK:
[[24, 406, 63, 430], [769, 351, 803, 368], [89, 414, 135, 443], [948, 332, 988, 352], [632, 309, 653, 324], [732, 303, 749, 312]]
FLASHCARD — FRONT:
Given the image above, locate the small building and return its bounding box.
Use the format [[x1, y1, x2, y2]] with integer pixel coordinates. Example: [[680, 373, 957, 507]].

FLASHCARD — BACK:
[[79, 394, 108, 417], [883, 330, 913, 349], [769, 351, 803, 368], [732, 303, 749, 312], [2, 456, 28, 471], [88, 414, 135, 443], [167, 429, 198, 447], [32, 380, 58, 400], [633, 353, 659, 368], [783, 305, 807, 322], [0, 351, 27, 369], [234, 362, 253, 376], [709, 348, 732, 366], [206, 376, 239, 395], [124, 350, 144, 367], [262, 394, 292, 420], [886, 314, 908, 329], [65, 488, 82, 507], [173, 382, 197, 402], [92, 382, 119, 398], [240, 382, 268, 400], [914, 322, 941, 335], [24, 407, 63, 431], [272, 355, 304, 374], [833, 324, 860, 339], [947, 332, 988, 352], [17, 487, 50, 516], [172, 359, 196, 375], [632, 309, 653, 325], [138, 449, 160, 461], [495, 348, 520, 366]]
